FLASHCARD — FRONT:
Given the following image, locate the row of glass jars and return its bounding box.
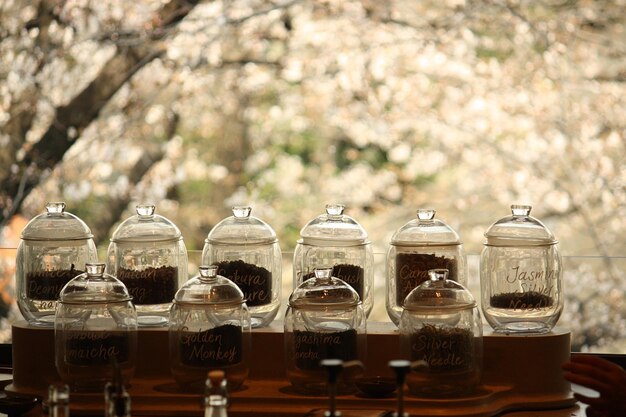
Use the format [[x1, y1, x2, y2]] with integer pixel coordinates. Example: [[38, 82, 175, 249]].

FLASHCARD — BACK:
[[54, 262, 480, 398], [16, 201, 563, 333]]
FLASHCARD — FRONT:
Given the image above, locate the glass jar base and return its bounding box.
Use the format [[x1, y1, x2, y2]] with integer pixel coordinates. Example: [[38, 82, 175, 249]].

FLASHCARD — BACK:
[[138, 315, 168, 327], [28, 315, 56, 327], [492, 322, 552, 334]]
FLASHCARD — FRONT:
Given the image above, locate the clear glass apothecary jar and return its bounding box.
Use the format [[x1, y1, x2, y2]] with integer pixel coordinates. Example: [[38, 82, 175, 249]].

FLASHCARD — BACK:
[[386, 209, 466, 326], [169, 265, 250, 392], [202, 206, 281, 328], [480, 204, 563, 333], [55, 263, 137, 392], [293, 204, 374, 317], [400, 269, 482, 397], [107, 204, 188, 327], [285, 267, 366, 395], [16, 202, 98, 326]]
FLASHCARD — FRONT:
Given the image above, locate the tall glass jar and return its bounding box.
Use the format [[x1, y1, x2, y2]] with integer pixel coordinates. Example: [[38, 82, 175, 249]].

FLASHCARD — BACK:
[[400, 269, 482, 397], [202, 206, 281, 328], [480, 204, 563, 333], [169, 265, 250, 392], [16, 202, 98, 326], [293, 204, 374, 317], [284, 267, 366, 395], [55, 263, 137, 392], [107, 204, 188, 327], [386, 209, 466, 326]]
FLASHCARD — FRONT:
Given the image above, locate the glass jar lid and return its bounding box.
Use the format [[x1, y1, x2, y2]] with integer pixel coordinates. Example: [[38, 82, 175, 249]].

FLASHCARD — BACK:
[[289, 267, 361, 309], [390, 209, 461, 247], [484, 204, 557, 246], [206, 206, 278, 245], [173, 265, 245, 306], [298, 204, 369, 247], [403, 269, 476, 312], [21, 202, 94, 241], [58, 263, 132, 304], [110, 204, 182, 243]]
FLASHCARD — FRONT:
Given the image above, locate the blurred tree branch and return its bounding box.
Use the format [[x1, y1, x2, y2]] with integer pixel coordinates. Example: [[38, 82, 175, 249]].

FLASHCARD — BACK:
[[0, 0, 201, 227]]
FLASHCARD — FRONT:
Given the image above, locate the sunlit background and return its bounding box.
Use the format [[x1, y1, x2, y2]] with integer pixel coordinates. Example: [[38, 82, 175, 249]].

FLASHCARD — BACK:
[[0, 0, 624, 352]]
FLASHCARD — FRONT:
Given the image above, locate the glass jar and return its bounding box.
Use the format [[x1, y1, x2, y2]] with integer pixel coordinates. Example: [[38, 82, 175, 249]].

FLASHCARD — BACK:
[[293, 204, 374, 317], [202, 206, 281, 328], [480, 204, 563, 333], [169, 265, 250, 391], [386, 209, 466, 326], [55, 263, 137, 392], [400, 269, 482, 397], [284, 267, 366, 395], [107, 204, 188, 327], [16, 202, 98, 326]]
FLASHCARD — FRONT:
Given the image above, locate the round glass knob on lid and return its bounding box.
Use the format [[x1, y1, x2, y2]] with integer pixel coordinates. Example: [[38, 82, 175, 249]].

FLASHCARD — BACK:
[[107, 204, 188, 327], [483, 204, 558, 246], [298, 204, 369, 246], [480, 204, 563, 333], [293, 204, 374, 318], [169, 265, 250, 391], [202, 206, 282, 328], [386, 209, 467, 326], [58, 263, 133, 304], [55, 263, 137, 392], [284, 267, 366, 395], [400, 269, 482, 398], [390, 209, 462, 247], [16, 202, 98, 326], [402, 269, 476, 312], [289, 267, 361, 313], [174, 265, 246, 306]]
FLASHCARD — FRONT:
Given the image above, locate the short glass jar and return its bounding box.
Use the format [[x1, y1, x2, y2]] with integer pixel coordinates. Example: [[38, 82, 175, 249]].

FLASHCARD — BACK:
[[386, 209, 466, 326], [55, 263, 137, 392], [16, 202, 98, 326], [293, 204, 374, 317], [284, 267, 366, 395], [400, 269, 482, 397], [169, 265, 250, 391], [480, 204, 563, 333], [107, 204, 188, 327], [202, 206, 281, 328]]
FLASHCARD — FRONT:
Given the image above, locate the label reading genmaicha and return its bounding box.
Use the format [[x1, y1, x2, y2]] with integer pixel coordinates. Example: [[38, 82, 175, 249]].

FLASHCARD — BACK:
[[65, 331, 130, 366], [179, 324, 242, 367], [293, 329, 358, 370]]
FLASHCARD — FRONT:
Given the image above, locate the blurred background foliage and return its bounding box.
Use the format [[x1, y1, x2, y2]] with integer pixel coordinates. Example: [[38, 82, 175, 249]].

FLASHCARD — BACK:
[[0, 0, 624, 351]]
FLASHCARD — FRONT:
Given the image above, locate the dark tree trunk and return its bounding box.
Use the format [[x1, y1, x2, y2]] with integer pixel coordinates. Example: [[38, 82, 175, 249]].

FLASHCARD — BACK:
[[0, 0, 200, 227]]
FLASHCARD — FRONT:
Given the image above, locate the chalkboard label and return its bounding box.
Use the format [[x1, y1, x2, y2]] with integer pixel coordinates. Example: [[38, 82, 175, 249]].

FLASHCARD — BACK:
[[117, 266, 178, 305], [409, 325, 473, 372], [332, 264, 364, 301], [395, 253, 458, 305], [294, 329, 358, 370], [216, 260, 272, 307], [65, 331, 130, 366], [179, 324, 242, 367], [26, 269, 83, 301]]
